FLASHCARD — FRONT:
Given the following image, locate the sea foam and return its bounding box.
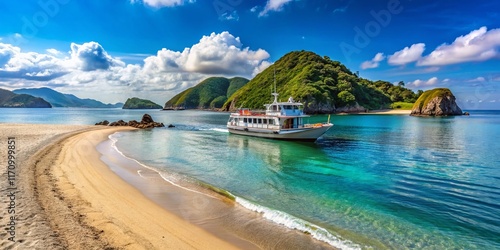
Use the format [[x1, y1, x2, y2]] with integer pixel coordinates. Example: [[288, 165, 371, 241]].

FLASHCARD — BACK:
[[235, 197, 361, 250], [108, 132, 360, 250]]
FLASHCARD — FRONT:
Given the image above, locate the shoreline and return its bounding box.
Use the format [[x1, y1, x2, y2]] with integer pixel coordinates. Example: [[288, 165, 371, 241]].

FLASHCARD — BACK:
[[339, 109, 411, 115], [100, 131, 337, 249], [32, 126, 241, 249], [1, 123, 335, 249]]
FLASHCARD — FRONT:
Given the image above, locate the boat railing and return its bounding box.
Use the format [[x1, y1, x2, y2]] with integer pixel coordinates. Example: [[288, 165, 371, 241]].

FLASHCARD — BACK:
[[304, 122, 331, 128], [238, 109, 266, 116]]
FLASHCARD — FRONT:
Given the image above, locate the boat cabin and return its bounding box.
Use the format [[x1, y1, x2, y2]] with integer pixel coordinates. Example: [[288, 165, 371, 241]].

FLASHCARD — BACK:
[[228, 96, 308, 131]]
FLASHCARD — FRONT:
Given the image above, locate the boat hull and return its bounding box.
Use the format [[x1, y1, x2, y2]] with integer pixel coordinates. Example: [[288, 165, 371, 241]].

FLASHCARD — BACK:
[[227, 124, 332, 142]]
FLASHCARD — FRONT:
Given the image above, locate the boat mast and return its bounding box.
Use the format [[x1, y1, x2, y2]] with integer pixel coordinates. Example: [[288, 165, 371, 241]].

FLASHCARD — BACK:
[[272, 66, 278, 103]]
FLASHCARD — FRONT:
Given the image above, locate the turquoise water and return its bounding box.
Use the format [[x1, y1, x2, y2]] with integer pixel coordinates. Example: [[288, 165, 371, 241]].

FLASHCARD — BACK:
[[1, 108, 499, 249]]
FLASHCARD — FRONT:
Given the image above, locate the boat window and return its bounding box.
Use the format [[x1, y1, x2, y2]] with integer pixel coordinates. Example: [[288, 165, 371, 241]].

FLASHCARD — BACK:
[[258, 119, 262, 124], [253, 118, 257, 123], [269, 119, 274, 125], [263, 119, 267, 124], [244, 118, 248, 123]]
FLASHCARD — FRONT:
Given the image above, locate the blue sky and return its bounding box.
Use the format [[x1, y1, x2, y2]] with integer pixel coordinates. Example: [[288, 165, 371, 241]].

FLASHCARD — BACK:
[[0, 0, 499, 109]]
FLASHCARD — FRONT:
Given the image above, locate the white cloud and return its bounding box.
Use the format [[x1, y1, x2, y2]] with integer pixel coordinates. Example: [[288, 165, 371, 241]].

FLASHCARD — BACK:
[[360, 52, 385, 69], [46, 48, 62, 56], [144, 31, 270, 76], [132, 0, 195, 8], [418, 27, 500, 66], [0, 31, 270, 104], [409, 77, 439, 87], [0, 43, 20, 67], [467, 76, 486, 83], [250, 6, 259, 12], [388, 43, 425, 65], [259, 0, 293, 17], [70, 42, 125, 71]]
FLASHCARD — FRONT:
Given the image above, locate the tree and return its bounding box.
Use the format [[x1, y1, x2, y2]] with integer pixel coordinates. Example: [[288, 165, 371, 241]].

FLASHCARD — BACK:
[[398, 81, 405, 87], [338, 90, 356, 105]]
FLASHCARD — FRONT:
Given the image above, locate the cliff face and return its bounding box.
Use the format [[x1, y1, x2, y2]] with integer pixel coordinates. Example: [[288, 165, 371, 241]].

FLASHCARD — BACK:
[[410, 88, 462, 116]]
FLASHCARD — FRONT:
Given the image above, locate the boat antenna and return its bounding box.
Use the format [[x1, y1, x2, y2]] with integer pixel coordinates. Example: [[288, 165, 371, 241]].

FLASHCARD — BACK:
[[274, 66, 276, 93], [272, 66, 278, 103]]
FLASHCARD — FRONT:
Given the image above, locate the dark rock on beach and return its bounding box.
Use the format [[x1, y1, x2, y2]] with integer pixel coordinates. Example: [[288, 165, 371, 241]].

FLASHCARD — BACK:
[[95, 120, 109, 126], [95, 114, 164, 129], [109, 120, 128, 126], [410, 88, 463, 116]]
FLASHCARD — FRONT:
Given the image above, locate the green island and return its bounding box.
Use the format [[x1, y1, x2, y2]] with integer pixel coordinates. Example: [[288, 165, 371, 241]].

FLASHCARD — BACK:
[[0, 88, 52, 108], [123, 97, 163, 109], [164, 77, 249, 109], [171, 51, 420, 114]]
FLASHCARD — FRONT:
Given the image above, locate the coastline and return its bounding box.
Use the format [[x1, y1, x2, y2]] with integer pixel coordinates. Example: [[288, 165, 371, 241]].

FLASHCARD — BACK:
[[1, 123, 335, 249], [340, 109, 411, 115]]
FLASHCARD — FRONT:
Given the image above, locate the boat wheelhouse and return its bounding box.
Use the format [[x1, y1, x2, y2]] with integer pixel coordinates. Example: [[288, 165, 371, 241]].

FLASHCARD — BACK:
[[227, 93, 332, 141]]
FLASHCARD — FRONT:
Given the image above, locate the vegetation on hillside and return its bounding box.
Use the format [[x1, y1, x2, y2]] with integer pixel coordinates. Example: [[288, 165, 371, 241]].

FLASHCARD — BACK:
[[164, 77, 249, 109], [222, 51, 422, 113], [0, 88, 52, 108], [122, 97, 162, 109], [412, 88, 454, 110]]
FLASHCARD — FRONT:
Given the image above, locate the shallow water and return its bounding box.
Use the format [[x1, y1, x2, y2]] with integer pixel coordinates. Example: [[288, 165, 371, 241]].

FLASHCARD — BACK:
[[2, 108, 499, 249]]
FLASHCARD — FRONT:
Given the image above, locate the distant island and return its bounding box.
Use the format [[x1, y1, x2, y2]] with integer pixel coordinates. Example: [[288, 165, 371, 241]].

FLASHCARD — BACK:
[[122, 97, 162, 109], [222, 51, 421, 114], [410, 88, 463, 116], [0, 88, 52, 108], [14, 87, 123, 108], [164, 77, 249, 109]]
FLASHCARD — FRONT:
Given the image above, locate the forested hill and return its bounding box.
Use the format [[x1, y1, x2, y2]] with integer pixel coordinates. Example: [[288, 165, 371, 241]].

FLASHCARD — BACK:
[[164, 77, 249, 109], [0, 88, 52, 108], [223, 51, 420, 113]]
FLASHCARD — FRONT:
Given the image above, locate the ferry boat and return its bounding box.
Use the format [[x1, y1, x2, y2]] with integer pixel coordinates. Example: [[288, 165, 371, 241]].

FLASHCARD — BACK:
[[227, 93, 333, 141]]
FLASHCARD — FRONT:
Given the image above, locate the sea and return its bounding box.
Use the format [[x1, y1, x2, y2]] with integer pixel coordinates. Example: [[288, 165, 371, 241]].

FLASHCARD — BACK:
[[1, 108, 499, 249]]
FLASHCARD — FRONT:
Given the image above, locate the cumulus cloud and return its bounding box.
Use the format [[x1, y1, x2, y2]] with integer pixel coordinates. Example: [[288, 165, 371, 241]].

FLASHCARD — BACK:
[[0, 43, 67, 81], [144, 31, 270, 76], [409, 77, 439, 87], [0, 31, 271, 104], [259, 0, 293, 17], [388, 43, 425, 65], [418, 27, 500, 66], [131, 0, 195, 8], [70, 42, 125, 71], [0, 43, 20, 67], [361, 52, 385, 69]]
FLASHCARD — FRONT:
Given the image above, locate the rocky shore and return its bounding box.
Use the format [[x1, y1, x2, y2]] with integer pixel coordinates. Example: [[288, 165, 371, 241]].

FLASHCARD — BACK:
[[95, 114, 165, 129]]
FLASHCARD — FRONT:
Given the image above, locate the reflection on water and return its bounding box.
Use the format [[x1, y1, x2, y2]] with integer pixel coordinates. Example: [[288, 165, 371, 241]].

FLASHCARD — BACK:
[[3, 108, 498, 249]]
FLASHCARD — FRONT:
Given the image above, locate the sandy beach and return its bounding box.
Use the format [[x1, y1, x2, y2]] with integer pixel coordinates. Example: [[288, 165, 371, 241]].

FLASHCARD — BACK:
[[1, 123, 335, 249], [0, 124, 238, 249]]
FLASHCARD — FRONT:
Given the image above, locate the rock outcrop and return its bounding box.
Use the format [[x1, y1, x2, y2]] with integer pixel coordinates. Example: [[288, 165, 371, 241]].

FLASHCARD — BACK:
[[410, 88, 462, 116], [95, 114, 164, 129]]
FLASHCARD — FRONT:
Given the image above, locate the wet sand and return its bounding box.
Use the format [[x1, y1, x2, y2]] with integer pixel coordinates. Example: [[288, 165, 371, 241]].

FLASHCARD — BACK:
[[0, 124, 334, 249]]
